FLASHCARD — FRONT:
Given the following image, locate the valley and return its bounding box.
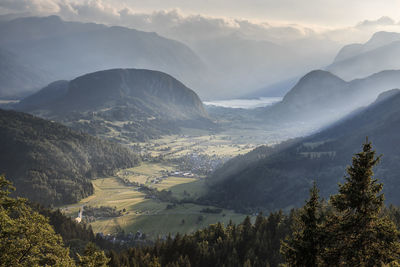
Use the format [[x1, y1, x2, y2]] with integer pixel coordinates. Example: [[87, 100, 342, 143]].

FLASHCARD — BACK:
[[2, 8, 400, 266], [59, 131, 259, 239]]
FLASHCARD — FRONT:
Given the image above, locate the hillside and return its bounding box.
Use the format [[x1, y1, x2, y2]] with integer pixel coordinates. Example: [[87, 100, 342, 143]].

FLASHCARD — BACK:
[[204, 89, 400, 212], [263, 69, 400, 127], [16, 68, 212, 142], [0, 48, 49, 98], [0, 16, 205, 98], [0, 109, 139, 205], [327, 31, 400, 80]]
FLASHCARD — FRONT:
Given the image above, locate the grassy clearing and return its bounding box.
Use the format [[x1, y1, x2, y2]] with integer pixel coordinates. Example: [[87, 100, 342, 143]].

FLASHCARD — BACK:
[[61, 175, 245, 238], [119, 162, 176, 185], [169, 180, 208, 200], [124, 202, 246, 238]]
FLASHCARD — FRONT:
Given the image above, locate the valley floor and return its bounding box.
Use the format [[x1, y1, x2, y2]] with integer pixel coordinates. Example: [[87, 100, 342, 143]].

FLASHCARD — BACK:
[[58, 107, 321, 239], [60, 131, 259, 239]]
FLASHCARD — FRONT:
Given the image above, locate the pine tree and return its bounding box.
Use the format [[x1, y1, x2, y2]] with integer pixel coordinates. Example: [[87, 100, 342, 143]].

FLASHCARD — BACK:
[[281, 181, 322, 267], [323, 140, 400, 266], [77, 242, 110, 267]]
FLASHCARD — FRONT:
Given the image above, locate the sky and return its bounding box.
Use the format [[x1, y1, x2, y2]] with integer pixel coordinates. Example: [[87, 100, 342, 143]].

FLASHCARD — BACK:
[[1, 0, 400, 27], [118, 0, 400, 27], [1, 0, 400, 45]]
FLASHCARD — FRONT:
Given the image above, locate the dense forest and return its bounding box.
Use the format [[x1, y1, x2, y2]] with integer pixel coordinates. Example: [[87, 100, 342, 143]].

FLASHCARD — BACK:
[[3, 141, 400, 266], [0, 109, 140, 205]]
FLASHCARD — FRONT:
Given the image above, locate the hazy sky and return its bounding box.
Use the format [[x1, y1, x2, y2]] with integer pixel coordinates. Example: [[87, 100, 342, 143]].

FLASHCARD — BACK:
[[1, 0, 400, 27], [1, 0, 400, 44], [119, 0, 400, 27]]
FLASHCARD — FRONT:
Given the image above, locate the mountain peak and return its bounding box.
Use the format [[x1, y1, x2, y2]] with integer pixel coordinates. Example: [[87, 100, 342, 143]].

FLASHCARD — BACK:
[[332, 31, 400, 65], [299, 70, 341, 81], [365, 31, 400, 48], [65, 68, 205, 114], [17, 68, 209, 124], [283, 70, 345, 101]]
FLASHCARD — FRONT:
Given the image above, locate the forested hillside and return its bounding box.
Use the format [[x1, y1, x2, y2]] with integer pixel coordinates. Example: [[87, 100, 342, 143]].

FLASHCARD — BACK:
[[16, 68, 212, 142], [0, 109, 139, 205], [204, 90, 400, 212]]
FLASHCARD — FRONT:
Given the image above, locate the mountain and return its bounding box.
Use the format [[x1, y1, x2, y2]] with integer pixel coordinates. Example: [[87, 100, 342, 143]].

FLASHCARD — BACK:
[[263, 69, 400, 127], [0, 108, 139, 205], [16, 80, 69, 109], [203, 89, 400, 212], [334, 32, 400, 63], [0, 16, 205, 98], [327, 31, 400, 80], [242, 77, 298, 98], [16, 68, 211, 142], [191, 34, 297, 98], [0, 48, 50, 98], [189, 33, 338, 99]]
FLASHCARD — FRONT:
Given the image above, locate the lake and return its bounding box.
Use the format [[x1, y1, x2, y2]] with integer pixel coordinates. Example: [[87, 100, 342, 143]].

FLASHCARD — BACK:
[[204, 97, 282, 109]]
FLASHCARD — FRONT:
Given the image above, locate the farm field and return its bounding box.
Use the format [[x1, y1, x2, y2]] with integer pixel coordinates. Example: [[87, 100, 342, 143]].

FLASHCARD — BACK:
[[60, 132, 258, 239], [131, 133, 257, 159], [61, 175, 246, 238]]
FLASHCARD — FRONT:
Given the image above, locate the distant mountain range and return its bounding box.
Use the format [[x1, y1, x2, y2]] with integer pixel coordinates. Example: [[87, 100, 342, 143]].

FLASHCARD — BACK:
[[0, 108, 139, 205], [0, 15, 204, 98], [192, 34, 297, 98], [204, 89, 400, 212], [16, 68, 212, 142], [263, 69, 400, 127], [327, 31, 400, 80], [190, 32, 338, 99], [0, 48, 50, 98]]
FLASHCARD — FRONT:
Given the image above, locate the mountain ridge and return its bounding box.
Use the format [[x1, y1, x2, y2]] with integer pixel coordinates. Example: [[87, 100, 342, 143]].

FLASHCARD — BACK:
[[328, 31, 400, 80], [204, 89, 400, 212], [263, 69, 400, 127], [0, 15, 205, 98]]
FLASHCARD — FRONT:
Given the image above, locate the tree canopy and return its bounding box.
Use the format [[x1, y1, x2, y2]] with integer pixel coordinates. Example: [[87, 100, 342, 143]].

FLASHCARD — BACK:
[[0, 174, 76, 266]]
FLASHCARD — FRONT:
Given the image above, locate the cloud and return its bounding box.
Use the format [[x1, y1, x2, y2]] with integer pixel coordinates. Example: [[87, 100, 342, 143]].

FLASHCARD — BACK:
[[0, 0, 59, 14], [327, 16, 400, 44], [0, 0, 320, 43], [357, 16, 396, 28], [1, 0, 400, 46], [57, 0, 121, 23]]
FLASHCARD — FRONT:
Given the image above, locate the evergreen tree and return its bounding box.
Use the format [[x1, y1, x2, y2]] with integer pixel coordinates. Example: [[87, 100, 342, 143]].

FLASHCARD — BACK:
[[0, 175, 76, 266], [281, 182, 322, 267], [323, 140, 400, 266], [78, 242, 110, 267]]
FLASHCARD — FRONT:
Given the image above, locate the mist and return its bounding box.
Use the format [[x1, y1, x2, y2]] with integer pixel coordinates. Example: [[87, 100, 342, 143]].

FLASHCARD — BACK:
[[2, 1, 400, 100]]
